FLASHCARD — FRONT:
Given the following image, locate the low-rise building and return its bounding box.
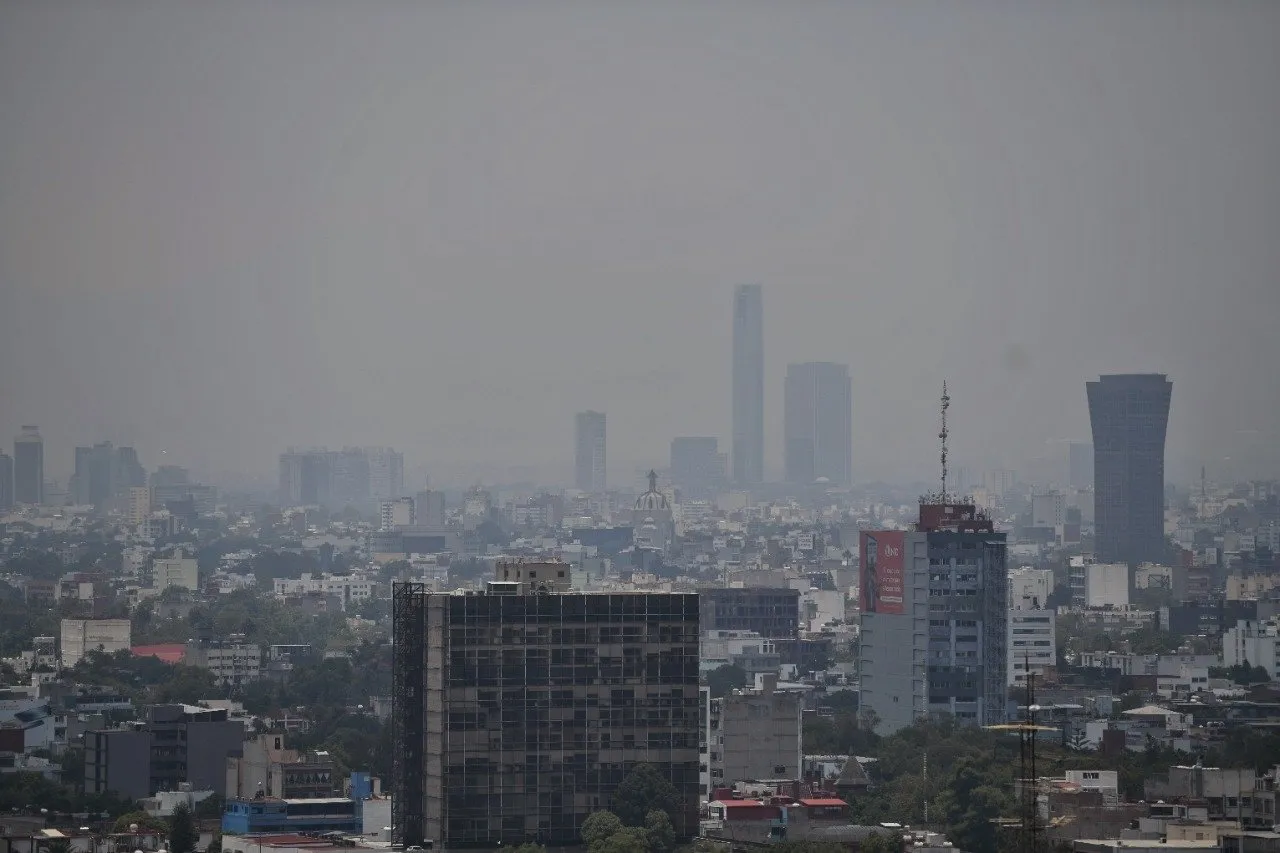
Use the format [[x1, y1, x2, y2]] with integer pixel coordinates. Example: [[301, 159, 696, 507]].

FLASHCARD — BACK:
[[701, 674, 802, 796], [186, 637, 263, 686], [226, 733, 338, 800], [1009, 608, 1055, 686], [221, 798, 361, 836], [60, 618, 131, 669]]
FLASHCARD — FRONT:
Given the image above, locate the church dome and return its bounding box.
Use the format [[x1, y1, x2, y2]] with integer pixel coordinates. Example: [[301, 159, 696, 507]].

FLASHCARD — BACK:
[[634, 470, 669, 512]]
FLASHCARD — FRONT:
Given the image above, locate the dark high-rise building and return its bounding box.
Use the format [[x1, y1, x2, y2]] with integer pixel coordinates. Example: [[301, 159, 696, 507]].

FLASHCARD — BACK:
[[1087, 374, 1173, 566], [669, 437, 725, 499], [0, 453, 13, 512], [72, 442, 117, 508], [574, 411, 607, 493], [1068, 442, 1094, 490], [783, 362, 853, 486], [393, 567, 700, 849], [13, 426, 43, 505], [731, 285, 764, 485], [114, 446, 146, 490], [698, 587, 800, 640]]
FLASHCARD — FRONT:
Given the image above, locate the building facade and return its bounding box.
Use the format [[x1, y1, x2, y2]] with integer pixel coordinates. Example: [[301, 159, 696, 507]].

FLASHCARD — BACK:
[[783, 362, 852, 486], [701, 675, 802, 796], [60, 618, 132, 668], [186, 637, 263, 686], [731, 284, 764, 485], [1087, 374, 1172, 566], [669, 437, 725, 500], [1008, 609, 1055, 687], [13, 426, 43, 505], [392, 574, 700, 848], [574, 411, 607, 493], [858, 502, 1008, 734], [0, 452, 12, 512], [86, 705, 245, 800], [698, 588, 800, 642]]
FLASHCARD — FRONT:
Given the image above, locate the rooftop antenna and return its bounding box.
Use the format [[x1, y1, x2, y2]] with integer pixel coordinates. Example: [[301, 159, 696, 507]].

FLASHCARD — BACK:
[[939, 381, 951, 503]]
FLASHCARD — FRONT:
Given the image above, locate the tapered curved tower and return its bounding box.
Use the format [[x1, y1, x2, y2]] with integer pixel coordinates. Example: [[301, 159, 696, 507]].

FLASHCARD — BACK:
[[1087, 374, 1172, 566]]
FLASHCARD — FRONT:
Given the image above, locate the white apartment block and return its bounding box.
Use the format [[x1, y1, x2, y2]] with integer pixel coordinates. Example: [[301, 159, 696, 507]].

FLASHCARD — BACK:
[[1224, 620, 1280, 677], [186, 639, 263, 686], [151, 549, 200, 593], [1008, 609, 1055, 686], [127, 487, 151, 526], [273, 573, 376, 609], [380, 498, 414, 531], [1008, 567, 1053, 609]]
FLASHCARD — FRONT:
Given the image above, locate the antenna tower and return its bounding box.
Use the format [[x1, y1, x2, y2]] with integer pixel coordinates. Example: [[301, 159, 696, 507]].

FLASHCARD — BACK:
[[939, 381, 950, 502]]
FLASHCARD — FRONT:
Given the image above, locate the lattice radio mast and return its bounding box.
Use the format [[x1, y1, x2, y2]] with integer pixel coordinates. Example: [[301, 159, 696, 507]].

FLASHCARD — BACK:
[[939, 381, 951, 502]]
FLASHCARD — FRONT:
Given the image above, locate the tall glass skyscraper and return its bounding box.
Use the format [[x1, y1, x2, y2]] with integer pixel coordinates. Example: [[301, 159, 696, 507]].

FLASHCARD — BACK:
[[783, 362, 852, 485], [13, 425, 43, 505], [731, 285, 764, 485], [574, 410, 606, 493], [1087, 374, 1173, 566]]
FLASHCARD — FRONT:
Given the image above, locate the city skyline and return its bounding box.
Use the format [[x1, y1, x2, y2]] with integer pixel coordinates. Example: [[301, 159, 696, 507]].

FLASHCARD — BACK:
[[2, 2, 1278, 486]]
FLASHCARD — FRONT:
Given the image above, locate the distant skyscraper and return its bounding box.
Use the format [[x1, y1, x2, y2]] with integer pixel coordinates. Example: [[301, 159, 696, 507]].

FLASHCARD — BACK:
[[278, 449, 333, 506], [13, 426, 43, 505], [1067, 442, 1094, 490], [574, 411, 607, 492], [0, 453, 13, 512], [1087, 374, 1172, 566], [731, 284, 764, 485], [366, 447, 405, 501], [783, 362, 852, 485], [71, 442, 118, 507], [669, 437, 726, 499]]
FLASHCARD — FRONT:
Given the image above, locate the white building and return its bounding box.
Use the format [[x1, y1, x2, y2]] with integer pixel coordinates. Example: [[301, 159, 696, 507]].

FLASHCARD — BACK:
[[1008, 567, 1053, 609], [1063, 769, 1120, 805], [151, 549, 199, 593], [126, 487, 151, 526], [379, 497, 414, 531], [1224, 619, 1280, 677], [273, 573, 376, 610], [186, 638, 263, 686], [1008, 609, 1055, 686], [60, 618, 131, 668], [1086, 563, 1129, 608]]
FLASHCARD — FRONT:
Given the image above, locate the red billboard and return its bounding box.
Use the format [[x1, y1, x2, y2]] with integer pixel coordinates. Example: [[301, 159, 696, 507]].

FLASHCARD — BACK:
[[860, 530, 905, 614]]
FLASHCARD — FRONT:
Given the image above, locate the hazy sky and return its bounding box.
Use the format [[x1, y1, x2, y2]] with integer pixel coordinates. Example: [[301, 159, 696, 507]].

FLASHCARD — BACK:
[[2, 0, 1278, 488]]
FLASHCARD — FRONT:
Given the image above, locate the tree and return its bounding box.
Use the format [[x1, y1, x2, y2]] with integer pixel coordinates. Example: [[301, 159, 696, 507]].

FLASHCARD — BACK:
[[582, 811, 624, 850], [40, 840, 72, 853], [858, 833, 894, 853], [596, 826, 650, 853], [644, 810, 674, 853], [704, 665, 748, 699], [511, 845, 545, 853], [168, 802, 197, 853], [613, 764, 680, 828], [114, 811, 168, 833]]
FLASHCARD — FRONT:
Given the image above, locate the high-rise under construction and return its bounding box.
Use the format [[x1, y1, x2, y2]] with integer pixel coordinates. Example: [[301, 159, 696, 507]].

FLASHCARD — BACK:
[[392, 563, 700, 849]]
